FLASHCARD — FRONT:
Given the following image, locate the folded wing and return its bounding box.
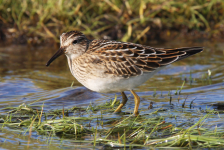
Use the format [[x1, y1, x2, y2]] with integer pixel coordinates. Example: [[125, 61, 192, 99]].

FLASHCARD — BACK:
[[87, 40, 203, 78]]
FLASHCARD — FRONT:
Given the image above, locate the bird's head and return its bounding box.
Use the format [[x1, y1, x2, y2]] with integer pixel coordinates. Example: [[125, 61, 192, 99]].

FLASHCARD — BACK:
[[46, 31, 89, 66]]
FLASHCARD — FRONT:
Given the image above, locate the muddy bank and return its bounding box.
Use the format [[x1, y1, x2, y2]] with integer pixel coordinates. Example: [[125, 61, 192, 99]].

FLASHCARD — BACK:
[[1, 0, 224, 46]]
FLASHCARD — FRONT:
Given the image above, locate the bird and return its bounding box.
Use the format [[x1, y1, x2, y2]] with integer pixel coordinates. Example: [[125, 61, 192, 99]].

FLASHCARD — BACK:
[[46, 31, 203, 116]]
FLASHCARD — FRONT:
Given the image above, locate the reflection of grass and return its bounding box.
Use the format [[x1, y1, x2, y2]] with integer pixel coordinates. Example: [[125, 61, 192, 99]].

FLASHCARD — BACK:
[[1, 0, 224, 44], [0, 99, 224, 148]]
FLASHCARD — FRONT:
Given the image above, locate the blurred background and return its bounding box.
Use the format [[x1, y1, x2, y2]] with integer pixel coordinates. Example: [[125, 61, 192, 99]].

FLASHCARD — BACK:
[[0, 0, 224, 149], [0, 0, 224, 45]]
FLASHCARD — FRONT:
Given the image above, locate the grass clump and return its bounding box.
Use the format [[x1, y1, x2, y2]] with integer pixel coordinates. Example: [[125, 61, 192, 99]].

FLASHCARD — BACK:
[[0, 0, 224, 45], [0, 99, 224, 149], [0, 103, 91, 138]]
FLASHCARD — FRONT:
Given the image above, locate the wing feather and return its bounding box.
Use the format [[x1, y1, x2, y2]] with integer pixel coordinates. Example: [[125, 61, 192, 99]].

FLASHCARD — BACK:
[[86, 40, 203, 78]]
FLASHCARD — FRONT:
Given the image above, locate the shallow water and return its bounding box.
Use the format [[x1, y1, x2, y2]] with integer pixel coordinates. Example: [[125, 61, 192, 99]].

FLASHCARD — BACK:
[[0, 40, 224, 148]]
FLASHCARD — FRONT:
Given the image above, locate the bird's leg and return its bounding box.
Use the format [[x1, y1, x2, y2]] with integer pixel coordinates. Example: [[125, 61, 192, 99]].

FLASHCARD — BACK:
[[130, 90, 140, 116], [114, 92, 128, 113]]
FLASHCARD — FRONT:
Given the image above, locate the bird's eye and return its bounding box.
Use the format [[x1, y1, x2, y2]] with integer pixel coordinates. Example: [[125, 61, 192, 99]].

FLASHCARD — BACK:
[[72, 40, 78, 45]]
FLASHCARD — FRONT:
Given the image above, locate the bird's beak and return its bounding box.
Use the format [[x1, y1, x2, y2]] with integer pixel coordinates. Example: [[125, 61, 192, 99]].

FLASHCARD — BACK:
[[46, 47, 65, 66]]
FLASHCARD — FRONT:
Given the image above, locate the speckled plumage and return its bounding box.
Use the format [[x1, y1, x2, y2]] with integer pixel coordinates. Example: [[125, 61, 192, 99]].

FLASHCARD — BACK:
[[46, 31, 203, 115]]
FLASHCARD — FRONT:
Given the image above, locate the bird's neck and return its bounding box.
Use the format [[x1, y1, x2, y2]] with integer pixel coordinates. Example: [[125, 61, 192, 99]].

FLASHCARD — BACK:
[[66, 55, 76, 78]]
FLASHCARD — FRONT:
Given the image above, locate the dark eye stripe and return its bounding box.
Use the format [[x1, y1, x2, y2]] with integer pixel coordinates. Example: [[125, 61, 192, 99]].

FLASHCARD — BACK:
[[72, 37, 85, 45], [72, 40, 78, 45]]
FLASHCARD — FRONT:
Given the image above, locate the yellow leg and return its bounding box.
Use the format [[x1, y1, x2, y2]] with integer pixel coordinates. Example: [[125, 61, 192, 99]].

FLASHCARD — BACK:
[[114, 92, 128, 113], [130, 90, 140, 116]]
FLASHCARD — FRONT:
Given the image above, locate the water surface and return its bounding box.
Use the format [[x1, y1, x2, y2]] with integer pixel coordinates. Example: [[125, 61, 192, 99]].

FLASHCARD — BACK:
[[0, 40, 223, 149]]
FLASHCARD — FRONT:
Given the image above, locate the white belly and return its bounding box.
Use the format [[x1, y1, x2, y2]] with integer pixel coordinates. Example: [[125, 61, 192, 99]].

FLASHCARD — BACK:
[[82, 69, 162, 93]]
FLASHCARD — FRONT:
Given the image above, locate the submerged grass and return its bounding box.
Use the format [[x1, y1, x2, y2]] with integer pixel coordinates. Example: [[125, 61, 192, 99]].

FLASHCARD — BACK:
[[0, 97, 224, 149], [1, 0, 224, 45]]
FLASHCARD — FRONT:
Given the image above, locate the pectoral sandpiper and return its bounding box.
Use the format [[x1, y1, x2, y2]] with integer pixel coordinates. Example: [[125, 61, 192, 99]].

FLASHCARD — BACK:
[[46, 31, 203, 115]]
